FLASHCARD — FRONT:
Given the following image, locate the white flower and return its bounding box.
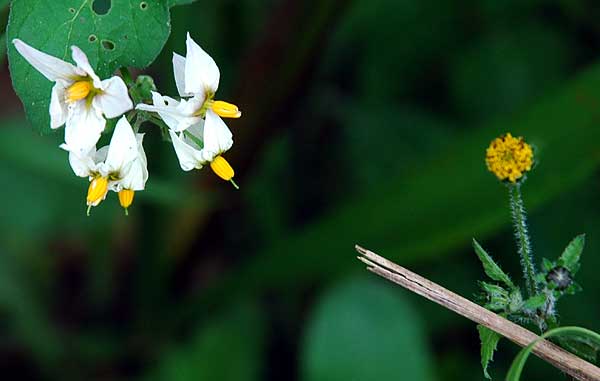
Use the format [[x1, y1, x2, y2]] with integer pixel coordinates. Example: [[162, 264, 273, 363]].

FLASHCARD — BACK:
[[169, 109, 237, 187], [61, 116, 148, 214], [13, 39, 133, 155], [136, 33, 241, 130]]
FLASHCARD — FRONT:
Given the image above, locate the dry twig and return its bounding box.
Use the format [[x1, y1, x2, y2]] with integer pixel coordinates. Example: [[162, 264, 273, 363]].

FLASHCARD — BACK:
[[355, 245, 600, 381]]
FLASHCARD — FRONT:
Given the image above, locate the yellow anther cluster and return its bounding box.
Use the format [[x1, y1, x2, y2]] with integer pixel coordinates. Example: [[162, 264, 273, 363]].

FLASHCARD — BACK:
[[66, 80, 93, 102], [211, 100, 241, 118], [210, 155, 235, 181], [486, 133, 533, 183]]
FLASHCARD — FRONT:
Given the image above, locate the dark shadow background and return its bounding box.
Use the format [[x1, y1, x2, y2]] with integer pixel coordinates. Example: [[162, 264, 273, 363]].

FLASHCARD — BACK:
[[2, 0, 600, 380]]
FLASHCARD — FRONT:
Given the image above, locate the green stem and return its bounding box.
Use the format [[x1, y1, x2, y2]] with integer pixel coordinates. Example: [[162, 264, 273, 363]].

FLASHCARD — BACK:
[[119, 67, 134, 86], [509, 184, 538, 298]]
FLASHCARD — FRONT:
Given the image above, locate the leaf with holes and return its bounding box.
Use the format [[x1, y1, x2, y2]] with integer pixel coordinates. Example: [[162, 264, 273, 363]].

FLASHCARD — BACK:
[[7, 0, 174, 134]]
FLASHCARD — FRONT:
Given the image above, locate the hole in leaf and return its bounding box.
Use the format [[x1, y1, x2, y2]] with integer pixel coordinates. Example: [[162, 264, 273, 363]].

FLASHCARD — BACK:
[[92, 0, 111, 15], [140, 2, 148, 10], [101, 40, 115, 51], [68, 7, 76, 14], [88, 34, 97, 43]]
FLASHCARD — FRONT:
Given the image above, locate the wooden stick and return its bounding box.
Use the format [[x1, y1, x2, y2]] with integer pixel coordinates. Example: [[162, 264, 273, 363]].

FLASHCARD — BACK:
[[355, 245, 600, 381]]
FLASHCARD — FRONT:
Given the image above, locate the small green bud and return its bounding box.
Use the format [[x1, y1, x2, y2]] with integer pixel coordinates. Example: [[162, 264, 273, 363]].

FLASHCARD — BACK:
[[134, 75, 157, 100]]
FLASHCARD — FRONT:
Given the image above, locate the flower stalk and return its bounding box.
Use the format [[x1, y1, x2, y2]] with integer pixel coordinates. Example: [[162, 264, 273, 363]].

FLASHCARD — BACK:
[[508, 183, 538, 299]]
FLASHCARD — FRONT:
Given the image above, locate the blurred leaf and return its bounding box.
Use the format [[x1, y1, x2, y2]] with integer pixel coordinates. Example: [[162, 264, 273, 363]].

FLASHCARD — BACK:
[[0, 252, 63, 372], [7, 0, 172, 133], [558, 234, 585, 274], [301, 277, 434, 381], [477, 325, 501, 379], [342, 106, 455, 193], [223, 61, 600, 296], [146, 302, 265, 381], [450, 23, 572, 121], [506, 326, 600, 381], [473, 239, 515, 288]]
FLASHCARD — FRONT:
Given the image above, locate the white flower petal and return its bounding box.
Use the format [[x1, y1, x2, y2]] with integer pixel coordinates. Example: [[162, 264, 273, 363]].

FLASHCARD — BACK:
[[136, 91, 202, 132], [118, 133, 149, 191], [60, 144, 97, 177], [95, 146, 109, 164], [49, 82, 68, 129], [202, 109, 233, 161], [172, 52, 189, 97], [104, 116, 138, 173], [169, 130, 203, 171], [71, 46, 102, 88], [184, 32, 220, 95], [65, 103, 106, 156], [94, 76, 133, 118], [12, 39, 80, 81]]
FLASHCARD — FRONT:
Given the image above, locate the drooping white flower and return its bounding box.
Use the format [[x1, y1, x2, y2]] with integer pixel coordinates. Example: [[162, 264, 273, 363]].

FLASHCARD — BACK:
[[169, 109, 237, 188], [13, 39, 133, 155], [61, 116, 148, 215]]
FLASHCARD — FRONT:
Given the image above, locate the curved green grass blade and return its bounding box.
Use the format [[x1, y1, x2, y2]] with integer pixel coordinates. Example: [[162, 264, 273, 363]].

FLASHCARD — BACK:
[[506, 326, 600, 381]]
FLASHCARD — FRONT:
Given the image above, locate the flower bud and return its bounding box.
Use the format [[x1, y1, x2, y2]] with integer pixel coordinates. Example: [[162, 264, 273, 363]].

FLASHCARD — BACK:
[[546, 266, 572, 291]]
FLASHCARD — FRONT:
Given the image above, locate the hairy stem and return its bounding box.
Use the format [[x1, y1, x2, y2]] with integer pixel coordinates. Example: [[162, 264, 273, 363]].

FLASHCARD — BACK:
[[509, 184, 538, 298]]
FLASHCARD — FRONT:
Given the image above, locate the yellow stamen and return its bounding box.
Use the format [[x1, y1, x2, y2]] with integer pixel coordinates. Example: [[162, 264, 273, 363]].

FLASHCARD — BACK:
[[118, 189, 135, 215], [211, 100, 241, 118], [87, 176, 108, 207], [67, 80, 93, 102], [210, 155, 235, 181]]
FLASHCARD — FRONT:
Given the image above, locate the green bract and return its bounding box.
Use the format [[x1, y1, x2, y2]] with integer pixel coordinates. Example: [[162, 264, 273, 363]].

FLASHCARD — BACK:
[[7, 0, 188, 134]]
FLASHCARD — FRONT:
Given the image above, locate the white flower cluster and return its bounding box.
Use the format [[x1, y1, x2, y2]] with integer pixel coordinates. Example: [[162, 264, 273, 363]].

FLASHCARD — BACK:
[[12, 33, 240, 215]]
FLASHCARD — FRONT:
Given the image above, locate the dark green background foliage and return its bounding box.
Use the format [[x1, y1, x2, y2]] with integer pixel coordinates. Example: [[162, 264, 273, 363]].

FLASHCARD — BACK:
[[1, 0, 600, 380]]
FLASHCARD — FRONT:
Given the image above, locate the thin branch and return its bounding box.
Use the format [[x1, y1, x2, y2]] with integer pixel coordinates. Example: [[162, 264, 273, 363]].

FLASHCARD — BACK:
[[355, 245, 600, 381]]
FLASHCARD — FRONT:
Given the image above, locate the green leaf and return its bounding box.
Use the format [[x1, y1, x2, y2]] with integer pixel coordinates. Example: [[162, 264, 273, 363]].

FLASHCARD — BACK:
[[558, 234, 585, 274], [480, 282, 509, 311], [301, 278, 434, 381], [477, 325, 501, 379], [522, 294, 546, 310], [473, 239, 515, 288], [7, 0, 173, 133], [542, 258, 554, 272], [506, 326, 600, 381]]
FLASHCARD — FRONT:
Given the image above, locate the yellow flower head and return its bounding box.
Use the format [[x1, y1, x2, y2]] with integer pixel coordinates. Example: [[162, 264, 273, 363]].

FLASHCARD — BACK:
[[485, 133, 533, 183]]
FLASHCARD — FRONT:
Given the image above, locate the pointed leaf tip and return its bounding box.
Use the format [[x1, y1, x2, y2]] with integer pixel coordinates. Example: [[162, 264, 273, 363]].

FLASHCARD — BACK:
[[472, 238, 515, 289]]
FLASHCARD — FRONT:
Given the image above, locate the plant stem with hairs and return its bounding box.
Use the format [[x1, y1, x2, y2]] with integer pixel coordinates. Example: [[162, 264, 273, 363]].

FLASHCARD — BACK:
[[509, 184, 538, 299]]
